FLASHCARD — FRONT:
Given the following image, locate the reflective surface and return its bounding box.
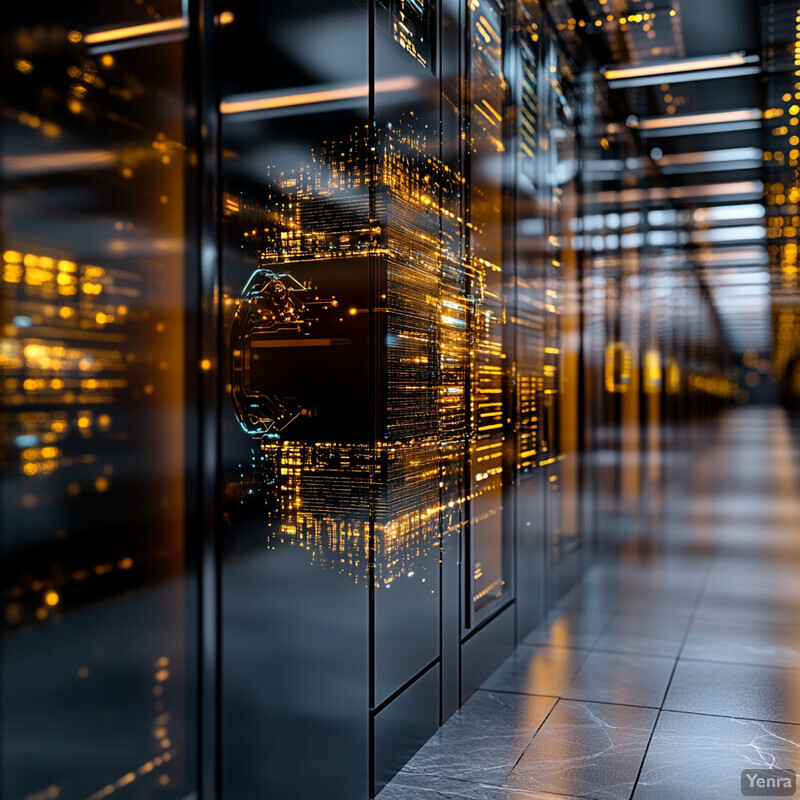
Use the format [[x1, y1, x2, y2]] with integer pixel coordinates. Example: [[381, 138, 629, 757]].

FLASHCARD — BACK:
[[218, 3, 371, 799], [466, 0, 510, 624], [1, 3, 195, 800], [216, 1, 592, 793], [547, 37, 582, 598], [512, 0, 548, 642], [380, 407, 800, 800]]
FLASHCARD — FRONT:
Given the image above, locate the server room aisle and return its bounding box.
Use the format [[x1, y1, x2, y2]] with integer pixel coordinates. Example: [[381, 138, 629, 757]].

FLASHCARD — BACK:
[[378, 406, 800, 800]]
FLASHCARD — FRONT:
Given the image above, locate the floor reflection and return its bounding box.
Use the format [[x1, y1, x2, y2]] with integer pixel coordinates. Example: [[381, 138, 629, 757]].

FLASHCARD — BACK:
[[378, 406, 800, 800]]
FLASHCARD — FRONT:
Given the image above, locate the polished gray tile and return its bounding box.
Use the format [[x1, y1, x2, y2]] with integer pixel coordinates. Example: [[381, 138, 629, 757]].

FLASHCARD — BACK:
[[681, 498, 800, 532], [562, 650, 676, 708], [578, 581, 702, 607], [633, 711, 800, 800], [376, 772, 499, 800], [481, 645, 589, 697], [683, 619, 800, 669], [704, 569, 800, 602], [401, 691, 556, 785], [665, 659, 800, 724], [523, 608, 612, 650], [556, 584, 698, 620], [379, 778, 585, 800], [504, 699, 658, 800], [594, 613, 690, 657], [693, 592, 800, 627], [491, 789, 581, 799], [706, 560, 800, 587], [585, 563, 708, 593], [383, 412, 800, 800], [377, 772, 497, 799]]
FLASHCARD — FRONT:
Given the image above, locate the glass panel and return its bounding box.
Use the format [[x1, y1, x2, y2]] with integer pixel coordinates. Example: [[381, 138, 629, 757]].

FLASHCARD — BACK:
[[371, 23, 444, 709], [574, 69, 607, 558], [515, 7, 544, 480], [218, 3, 371, 798], [552, 49, 582, 569], [513, 1, 548, 635], [1, 4, 194, 800], [466, 0, 510, 620]]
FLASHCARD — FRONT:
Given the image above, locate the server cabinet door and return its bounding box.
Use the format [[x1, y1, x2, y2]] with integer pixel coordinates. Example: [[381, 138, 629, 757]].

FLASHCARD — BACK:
[[1, 3, 197, 799], [217, 3, 371, 799], [464, 0, 513, 632], [512, 0, 548, 639], [542, 35, 583, 602]]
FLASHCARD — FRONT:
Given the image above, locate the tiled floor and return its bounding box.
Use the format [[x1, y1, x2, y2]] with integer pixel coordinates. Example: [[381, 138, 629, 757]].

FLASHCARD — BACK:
[[379, 407, 800, 800]]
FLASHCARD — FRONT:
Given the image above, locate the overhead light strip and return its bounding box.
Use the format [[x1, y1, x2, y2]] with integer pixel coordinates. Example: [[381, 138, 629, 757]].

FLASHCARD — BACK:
[[603, 52, 757, 82], [4, 149, 116, 177], [608, 64, 761, 89], [703, 272, 771, 285], [82, 17, 188, 45], [693, 203, 765, 223], [220, 76, 419, 115], [629, 109, 763, 131], [691, 225, 766, 244], [656, 148, 763, 167]]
